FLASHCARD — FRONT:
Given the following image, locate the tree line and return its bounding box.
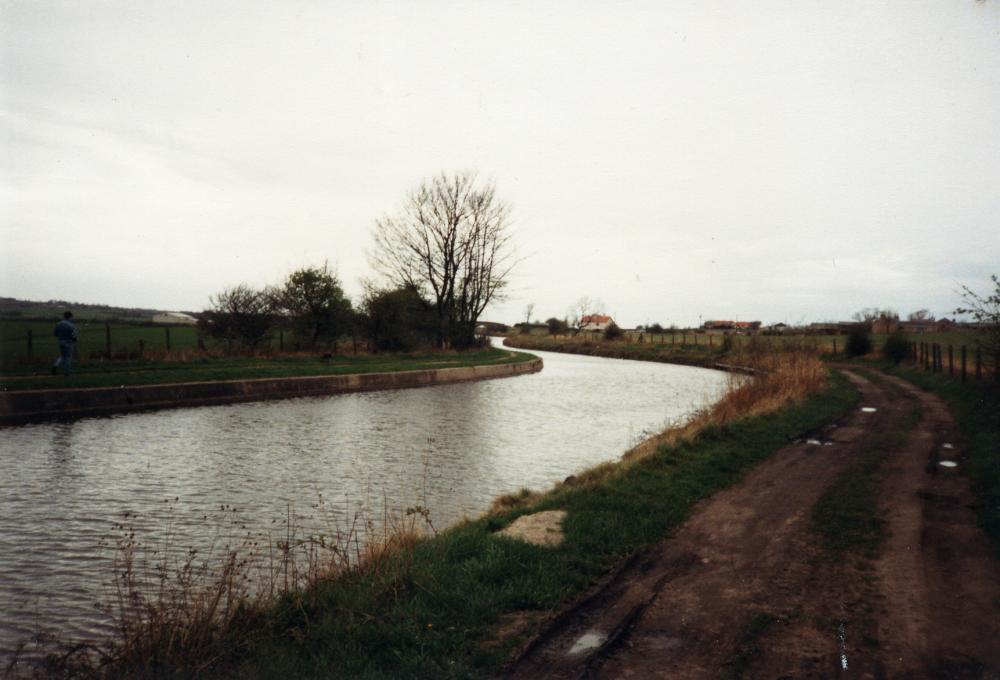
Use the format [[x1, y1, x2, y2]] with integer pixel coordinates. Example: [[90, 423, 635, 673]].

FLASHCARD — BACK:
[[200, 171, 514, 353]]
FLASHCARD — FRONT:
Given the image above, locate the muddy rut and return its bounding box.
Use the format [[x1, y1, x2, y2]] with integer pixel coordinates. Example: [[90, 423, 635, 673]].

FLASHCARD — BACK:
[[504, 371, 1000, 679]]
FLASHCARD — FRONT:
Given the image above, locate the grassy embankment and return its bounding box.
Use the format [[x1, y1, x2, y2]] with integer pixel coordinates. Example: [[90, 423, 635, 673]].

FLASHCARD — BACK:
[[502, 333, 730, 367], [0, 349, 531, 392], [38, 349, 858, 679]]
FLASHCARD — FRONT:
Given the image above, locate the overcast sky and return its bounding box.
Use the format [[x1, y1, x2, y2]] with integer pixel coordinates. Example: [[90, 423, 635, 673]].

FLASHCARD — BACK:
[[3, 1, 999, 326]]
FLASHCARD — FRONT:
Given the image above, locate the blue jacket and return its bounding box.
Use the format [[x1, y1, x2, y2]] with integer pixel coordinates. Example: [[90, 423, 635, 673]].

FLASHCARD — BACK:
[[54, 319, 78, 344]]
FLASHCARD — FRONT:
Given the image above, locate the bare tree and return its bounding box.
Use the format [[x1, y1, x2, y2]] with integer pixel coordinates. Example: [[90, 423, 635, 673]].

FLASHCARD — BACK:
[[371, 171, 515, 348], [956, 274, 1000, 365], [852, 307, 898, 329], [907, 309, 934, 321], [199, 284, 275, 350], [523, 302, 535, 326], [571, 296, 605, 330]]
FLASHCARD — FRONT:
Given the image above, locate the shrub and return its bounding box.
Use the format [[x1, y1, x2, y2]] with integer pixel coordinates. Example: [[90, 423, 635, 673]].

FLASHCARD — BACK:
[[362, 285, 436, 351], [546, 317, 569, 335], [882, 330, 910, 365], [603, 323, 624, 341], [845, 327, 873, 357]]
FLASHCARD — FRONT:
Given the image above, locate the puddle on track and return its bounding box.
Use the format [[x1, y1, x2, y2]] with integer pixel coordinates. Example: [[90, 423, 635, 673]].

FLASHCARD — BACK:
[[568, 630, 607, 656]]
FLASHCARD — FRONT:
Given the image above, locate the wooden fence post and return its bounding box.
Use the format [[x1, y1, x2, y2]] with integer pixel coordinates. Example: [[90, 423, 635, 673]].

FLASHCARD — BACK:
[[165, 326, 171, 351], [27, 330, 33, 362], [961, 346, 967, 383]]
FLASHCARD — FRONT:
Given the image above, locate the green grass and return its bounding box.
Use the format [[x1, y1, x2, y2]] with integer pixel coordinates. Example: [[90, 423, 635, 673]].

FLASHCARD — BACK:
[[0, 320, 369, 371], [811, 391, 922, 556], [0, 319, 203, 366], [884, 366, 1000, 559], [209, 371, 860, 679], [0, 348, 532, 391]]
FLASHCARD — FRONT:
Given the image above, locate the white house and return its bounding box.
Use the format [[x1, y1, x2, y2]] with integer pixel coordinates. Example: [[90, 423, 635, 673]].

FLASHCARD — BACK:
[[580, 314, 614, 331]]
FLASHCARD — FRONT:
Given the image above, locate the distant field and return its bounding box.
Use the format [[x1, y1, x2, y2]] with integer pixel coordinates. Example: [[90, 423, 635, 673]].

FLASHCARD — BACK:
[[0, 320, 348, 371], [523, 328, 990, 355], [0, 319, 203, 367]]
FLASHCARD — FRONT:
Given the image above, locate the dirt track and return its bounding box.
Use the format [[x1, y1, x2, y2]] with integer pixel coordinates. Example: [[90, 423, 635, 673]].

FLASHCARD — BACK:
[[505, 370, 1000, 679]]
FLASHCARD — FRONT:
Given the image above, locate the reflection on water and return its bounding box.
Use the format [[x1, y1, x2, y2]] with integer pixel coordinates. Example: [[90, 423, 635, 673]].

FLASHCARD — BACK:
[[0, 344, 726, 654]]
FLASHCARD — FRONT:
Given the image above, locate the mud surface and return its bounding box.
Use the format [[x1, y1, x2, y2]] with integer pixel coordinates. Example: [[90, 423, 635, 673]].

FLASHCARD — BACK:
[[504, 371, 1000, 679]]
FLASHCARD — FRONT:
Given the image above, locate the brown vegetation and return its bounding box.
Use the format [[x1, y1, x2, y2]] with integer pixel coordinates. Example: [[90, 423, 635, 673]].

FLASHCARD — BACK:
[[625, 348, 826, 461]]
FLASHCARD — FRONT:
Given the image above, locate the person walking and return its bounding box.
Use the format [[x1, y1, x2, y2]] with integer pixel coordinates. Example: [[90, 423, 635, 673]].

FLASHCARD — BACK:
[[52, 311, 78, 376]]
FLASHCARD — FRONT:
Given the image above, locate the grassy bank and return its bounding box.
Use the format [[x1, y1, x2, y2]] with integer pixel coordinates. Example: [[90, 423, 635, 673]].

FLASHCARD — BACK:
[[41, 354, 859, 679], [503, 334, 727, 367], [883, 365, 1000, 558], [0, 348, 530, 391]]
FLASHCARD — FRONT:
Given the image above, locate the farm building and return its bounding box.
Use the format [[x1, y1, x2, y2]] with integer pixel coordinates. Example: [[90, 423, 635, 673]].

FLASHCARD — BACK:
[[702, 320, 761, 332], [580, 314, 614, 331], [152, 312, 198, 325]]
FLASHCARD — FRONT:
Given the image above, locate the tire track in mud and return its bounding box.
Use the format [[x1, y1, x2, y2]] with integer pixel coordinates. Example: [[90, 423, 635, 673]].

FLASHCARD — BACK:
[[503, 371, 1000, 679]]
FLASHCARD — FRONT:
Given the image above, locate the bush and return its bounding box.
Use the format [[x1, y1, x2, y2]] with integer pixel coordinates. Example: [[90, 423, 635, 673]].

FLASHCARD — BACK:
[[882, 330, 910, 365], [845, 327, 873, 357], [362, 285, 436, 351], [603, 323, 624, 341], [546, 317, 569, 335], [199, 285, 276, 350]]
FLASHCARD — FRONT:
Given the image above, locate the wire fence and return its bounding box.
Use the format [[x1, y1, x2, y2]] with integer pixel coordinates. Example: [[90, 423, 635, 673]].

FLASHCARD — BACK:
[[0, 322, 202, 367]]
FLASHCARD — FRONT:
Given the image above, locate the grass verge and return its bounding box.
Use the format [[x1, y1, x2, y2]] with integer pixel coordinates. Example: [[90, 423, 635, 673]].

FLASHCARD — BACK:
[[0, 348, 530, 391], [811, 389, 921, 556], [503, 334, 726, 368]]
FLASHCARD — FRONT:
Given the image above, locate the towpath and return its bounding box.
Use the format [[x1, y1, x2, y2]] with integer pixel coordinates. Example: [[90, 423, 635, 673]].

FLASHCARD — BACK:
[[505, 370, 1000, 679]]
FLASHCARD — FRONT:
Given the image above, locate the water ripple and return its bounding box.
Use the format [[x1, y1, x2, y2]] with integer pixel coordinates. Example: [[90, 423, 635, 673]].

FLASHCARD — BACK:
[[0, 346, 726, 655]]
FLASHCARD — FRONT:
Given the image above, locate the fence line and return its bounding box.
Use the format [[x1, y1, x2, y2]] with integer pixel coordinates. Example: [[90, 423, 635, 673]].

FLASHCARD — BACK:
[[908, 341, 997, 384]]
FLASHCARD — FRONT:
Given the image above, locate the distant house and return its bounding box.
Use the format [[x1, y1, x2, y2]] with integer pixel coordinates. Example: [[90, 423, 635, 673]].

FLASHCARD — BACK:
[[703, 320, 761, 333], [580, 314, 614, 331], [703, 320, 734, 330], [871, 316, 900, 334], [152, 312, 198, 326], [808, 322, 845, 334]]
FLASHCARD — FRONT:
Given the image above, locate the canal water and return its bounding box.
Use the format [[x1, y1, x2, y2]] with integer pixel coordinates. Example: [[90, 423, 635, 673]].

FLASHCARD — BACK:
[[0, 343, 727, 656]]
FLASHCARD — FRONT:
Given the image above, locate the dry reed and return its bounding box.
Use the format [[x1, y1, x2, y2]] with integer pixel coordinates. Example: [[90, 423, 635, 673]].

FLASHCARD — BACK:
[[623, 346, 826, 460]]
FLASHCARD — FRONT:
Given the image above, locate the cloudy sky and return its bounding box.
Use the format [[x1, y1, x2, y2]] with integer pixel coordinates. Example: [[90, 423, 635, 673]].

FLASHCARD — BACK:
[[3, 1, 999, 326]]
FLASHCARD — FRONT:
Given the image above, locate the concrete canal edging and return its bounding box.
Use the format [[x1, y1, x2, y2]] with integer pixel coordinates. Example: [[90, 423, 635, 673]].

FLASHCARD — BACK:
[[0, 358, 543, 425]]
